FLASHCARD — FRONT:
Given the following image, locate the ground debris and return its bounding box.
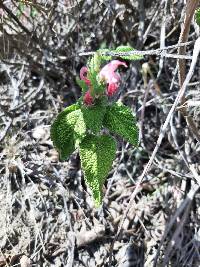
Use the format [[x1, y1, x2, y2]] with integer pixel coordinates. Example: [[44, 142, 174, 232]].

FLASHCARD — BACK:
[[0, 0, 200, 266]]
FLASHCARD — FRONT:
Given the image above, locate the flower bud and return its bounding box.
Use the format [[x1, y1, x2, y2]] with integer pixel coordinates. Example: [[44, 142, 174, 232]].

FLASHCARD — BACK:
[[83, 91, 94, 106]]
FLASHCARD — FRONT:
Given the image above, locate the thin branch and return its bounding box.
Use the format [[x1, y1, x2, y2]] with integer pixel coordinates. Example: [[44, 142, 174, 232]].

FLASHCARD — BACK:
[[178, 0, 199, 87], [79, 41, 193, 57], [177, 0, 200, 142]]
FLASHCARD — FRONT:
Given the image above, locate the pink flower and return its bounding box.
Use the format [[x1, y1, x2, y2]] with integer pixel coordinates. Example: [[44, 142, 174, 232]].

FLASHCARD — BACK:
[[80, 66, 91, 86], [99, 60, 127, 96], [80, 67, 94, 105], [107, 83, 119, 96], [83, 91, 93, 106]]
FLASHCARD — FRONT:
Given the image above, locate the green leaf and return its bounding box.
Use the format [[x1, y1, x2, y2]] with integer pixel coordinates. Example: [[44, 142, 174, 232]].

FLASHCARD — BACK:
[[195, 8, 200, 26], [66, 109, 87, 147], [50, 104, 80, 160], [81, 104, 107, 134], [103, 101, 138, 146], [76, 78, 88, 93], [88, 52, 101, 73], [115, 46, 143, 60], [87, 53, 106, 96], [51, 102, 107, 159], [79, 134, 117, 207], [87, 70, 99, 96], [87, 70, 105, 96], [98, 49, 112, 61]]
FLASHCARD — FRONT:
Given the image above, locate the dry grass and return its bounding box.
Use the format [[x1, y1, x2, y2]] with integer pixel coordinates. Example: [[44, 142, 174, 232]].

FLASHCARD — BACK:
[[0, 1, 200, 266]]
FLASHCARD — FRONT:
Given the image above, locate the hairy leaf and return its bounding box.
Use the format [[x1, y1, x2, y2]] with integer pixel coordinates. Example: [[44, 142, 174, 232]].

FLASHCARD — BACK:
[[87, 54, 105, 96], [87, 70, 105, 96], [79, 134, 116, 206], [50, 104, 80, 160], [115, 46, 143, 60], [66, 109, 87, 147], [88, 52, 102, 72], [76, 78, 88, 93], [98, 49, 112, 61], [103, 102, 138, 146], [81, 104, 107, 134]]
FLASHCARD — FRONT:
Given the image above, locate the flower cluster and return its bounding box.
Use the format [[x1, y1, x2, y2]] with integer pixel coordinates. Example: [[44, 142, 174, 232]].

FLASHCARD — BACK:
[[80, 60, 127, 105]]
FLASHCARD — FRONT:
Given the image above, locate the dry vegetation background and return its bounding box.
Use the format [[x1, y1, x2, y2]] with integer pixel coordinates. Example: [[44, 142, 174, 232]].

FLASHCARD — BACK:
[[0, 0, 200, 266]]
